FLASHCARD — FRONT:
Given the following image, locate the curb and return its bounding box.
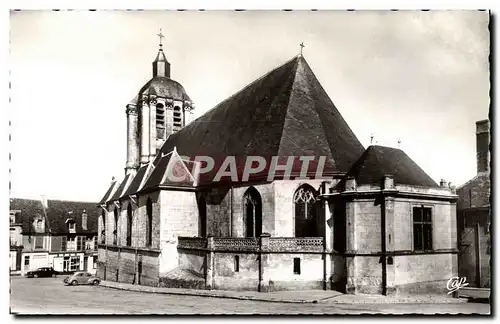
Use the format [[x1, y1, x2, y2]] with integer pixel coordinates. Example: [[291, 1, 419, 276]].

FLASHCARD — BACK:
[[99, 282, 469, 305], [100, 283, 316, 304]]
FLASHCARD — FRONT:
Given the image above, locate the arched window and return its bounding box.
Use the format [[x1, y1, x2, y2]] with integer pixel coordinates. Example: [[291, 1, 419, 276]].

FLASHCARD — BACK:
[[243, 187, 262, 238], [126, 204, 132, 246], [173, 106, 183, 131], [113, 208, 118, 245], [294, 185, 321, 237], [198, 196, 207, 237], [146, 198, 153, 247], [156, 103, 166, 139]]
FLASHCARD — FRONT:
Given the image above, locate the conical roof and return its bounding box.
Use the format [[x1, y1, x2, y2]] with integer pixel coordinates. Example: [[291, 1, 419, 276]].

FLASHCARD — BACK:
[[150, 55, 364, 184]]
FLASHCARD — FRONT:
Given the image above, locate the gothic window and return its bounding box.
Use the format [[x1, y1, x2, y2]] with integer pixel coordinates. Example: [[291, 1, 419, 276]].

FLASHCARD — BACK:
[[156, 103, 166, 139], [198, 196, 207, 237], [146, 198, 153, 247], [413, 206, 433, 251], [294, 185, 320, 237], [126, 204, 132, 246], [113, 209, 118, 245], [243, 187, 262, 238], [173, 106, 183, 131]]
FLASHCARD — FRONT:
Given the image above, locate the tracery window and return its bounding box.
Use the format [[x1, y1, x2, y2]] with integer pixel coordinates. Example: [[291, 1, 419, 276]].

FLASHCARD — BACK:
[[294, 185, 320, 237]]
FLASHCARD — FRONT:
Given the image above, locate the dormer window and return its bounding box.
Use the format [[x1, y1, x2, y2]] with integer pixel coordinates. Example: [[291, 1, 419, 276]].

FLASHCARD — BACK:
[[33, 217, 45, 233], [66, 218, 76, 233], [36, 220, 43, 231]]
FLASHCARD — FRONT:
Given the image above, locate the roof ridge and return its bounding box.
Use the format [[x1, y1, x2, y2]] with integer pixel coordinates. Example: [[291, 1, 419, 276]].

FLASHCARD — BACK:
[[275, 58, 302, 157], [193, 56, 300, 123]]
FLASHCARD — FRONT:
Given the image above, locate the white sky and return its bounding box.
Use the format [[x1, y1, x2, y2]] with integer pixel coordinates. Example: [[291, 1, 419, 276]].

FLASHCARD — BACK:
[[9, 10, 490, 202]]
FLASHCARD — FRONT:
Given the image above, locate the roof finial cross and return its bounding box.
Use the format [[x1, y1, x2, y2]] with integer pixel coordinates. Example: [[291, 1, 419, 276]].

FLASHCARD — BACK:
[[157, 28, 165, 49], [300, 42, 305, 56]]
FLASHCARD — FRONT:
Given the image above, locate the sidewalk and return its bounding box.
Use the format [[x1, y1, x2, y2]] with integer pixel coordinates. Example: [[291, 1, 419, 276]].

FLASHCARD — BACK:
[[100, 280, 469, 304], [458, 287, 490, 300]]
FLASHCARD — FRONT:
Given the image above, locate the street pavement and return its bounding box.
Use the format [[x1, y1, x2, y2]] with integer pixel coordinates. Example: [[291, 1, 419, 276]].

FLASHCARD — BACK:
[[9, 276, 490, 315]]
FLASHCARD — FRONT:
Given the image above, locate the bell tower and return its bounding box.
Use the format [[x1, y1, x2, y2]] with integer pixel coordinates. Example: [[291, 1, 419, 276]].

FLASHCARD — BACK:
[[124, 29, 194, 175]]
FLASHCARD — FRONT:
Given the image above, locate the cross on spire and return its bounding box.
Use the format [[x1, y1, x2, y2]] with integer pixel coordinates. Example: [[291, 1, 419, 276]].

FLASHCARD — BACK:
[[157, 28, 165, 49], [300, 42, 305, 56]]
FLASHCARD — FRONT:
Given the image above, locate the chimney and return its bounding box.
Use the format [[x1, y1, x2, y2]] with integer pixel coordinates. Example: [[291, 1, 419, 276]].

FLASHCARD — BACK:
[[82, 210, 88, 231], [476, 119, 490, 173], [440, 179, 447, 187]]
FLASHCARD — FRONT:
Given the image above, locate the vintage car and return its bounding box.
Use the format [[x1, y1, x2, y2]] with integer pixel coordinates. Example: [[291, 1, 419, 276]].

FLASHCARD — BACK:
[[26, 267, 59, 278], [63, 271, 100, 286]]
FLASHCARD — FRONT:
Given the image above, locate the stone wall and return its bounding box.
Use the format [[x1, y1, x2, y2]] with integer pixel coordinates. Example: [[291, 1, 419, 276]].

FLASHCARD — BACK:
[[98, 246, 160, 286], [178, 249, 206, 277], [267, 253, 323, 291], [343, 184, 458, 295], [159, 190, 198, 276], [213, 253, 260, 291], [393, 198, 456, 251], [457, 173, 490, 209], [353, 199, 382, 253]]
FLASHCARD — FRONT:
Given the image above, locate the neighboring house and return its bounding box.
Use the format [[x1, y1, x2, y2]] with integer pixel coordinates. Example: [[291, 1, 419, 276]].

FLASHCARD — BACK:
[[9, 198, 99, 275], [10, 210, 23, 273], [96, 39, 458, 295], [457, 119, 491, 288]]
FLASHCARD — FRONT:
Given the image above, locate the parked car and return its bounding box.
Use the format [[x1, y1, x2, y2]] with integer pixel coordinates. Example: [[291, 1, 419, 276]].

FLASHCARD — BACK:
[[63, 271, 100, 286], [26, 267, 59, 278]]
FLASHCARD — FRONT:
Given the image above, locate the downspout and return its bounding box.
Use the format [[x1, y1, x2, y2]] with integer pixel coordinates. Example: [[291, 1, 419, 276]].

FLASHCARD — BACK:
[[381, 195, 387, 296]]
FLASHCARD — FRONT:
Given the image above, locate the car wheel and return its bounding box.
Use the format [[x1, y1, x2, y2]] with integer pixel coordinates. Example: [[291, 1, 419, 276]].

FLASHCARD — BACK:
[[34, 274, 38, 278], [71, 280, 78, 286], [93, 279, 100, 285]]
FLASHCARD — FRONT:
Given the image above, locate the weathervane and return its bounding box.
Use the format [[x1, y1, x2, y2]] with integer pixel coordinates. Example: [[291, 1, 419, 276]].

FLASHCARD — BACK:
[[300, 42, 305, 56], [370, 133, 374, 144]]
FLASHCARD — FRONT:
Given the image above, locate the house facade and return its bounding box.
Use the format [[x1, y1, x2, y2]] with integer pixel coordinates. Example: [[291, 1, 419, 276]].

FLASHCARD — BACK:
[[456, 119, 491, 288], [97, 40, 458, 295], [9, 198, 99, 275], [10, 210, 23, 273]]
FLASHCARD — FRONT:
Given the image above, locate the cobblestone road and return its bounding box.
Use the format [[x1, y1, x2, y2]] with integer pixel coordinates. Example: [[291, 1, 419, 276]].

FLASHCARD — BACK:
[[9, 277, 490, 315]]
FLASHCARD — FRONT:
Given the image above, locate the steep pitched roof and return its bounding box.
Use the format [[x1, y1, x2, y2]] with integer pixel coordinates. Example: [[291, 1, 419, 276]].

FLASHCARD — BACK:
[[10, 198, 99, 234], [98, 180, 118, 204], [110, 174, 132, 201], [123, 164, 149, 196], [340, 145, 439, 188], [10, 198, 46, 234], [43, 200, 99, 234], [152, 55, 364, 185]]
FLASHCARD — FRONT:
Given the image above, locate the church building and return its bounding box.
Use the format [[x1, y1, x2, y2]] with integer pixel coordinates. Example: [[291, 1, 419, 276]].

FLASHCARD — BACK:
[[97, 35, 458, 295]]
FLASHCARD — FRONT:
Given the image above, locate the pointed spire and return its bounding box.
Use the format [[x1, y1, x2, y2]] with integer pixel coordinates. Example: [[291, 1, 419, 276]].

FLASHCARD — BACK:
[[153, 28, 171, 78]]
